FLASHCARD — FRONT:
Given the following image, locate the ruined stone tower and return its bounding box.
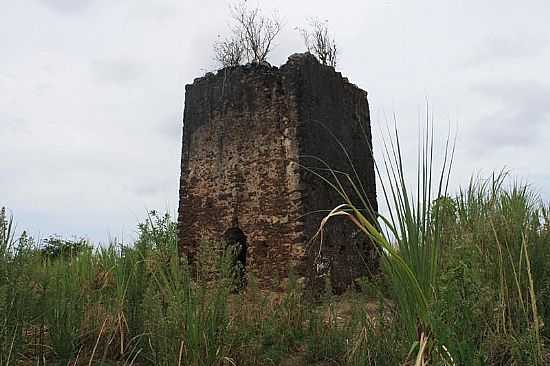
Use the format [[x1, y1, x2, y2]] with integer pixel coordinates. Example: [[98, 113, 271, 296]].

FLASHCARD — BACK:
[[178, 53, 377, 292]]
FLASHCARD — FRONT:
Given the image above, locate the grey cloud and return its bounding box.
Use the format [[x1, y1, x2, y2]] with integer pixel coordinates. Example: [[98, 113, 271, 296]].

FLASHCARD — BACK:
[[126, 0, 180, 22], [0, 115, 31, 135], [134, 183, 161, 197], [157, 113, 183, 140], [134, 176, 175, 197], [464, 34, 549, 68], [34, 82, 53, 96], [40, 0, 94, 14], [90, 59, 147, 85], [3, 0, 550, 243], [476, 79, 550, 102], [469, 80, 550, 150]]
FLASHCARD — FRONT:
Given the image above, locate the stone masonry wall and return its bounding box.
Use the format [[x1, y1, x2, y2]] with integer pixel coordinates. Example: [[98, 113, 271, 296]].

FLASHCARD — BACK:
[[178, 63, 306, 287], [178, 53, 377, 291], [290, 54, 378, 292]]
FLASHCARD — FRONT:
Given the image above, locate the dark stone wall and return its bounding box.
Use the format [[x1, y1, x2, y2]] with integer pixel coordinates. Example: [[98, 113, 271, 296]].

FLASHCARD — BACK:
[[286, 54, 378, 292], [178, 53, 377, 291]]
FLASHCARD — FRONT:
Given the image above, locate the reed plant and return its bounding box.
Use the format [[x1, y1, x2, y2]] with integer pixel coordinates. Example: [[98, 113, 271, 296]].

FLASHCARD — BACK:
[[312, 111, 550, 364], [436, 173, 548, 364], [309, 115, 454, 361], [0, 207, 19, 365]]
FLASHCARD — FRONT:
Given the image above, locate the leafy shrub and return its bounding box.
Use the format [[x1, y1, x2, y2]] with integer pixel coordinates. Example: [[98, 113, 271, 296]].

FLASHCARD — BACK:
[[40, 235, 91, 259]]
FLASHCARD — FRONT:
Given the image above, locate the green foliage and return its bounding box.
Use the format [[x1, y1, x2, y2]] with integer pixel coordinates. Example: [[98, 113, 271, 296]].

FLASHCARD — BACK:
[[1, 207, 42, 365], [307, 117, 454, 364], [304, 304, 347, 362], [136, 210, 178, 260], [433, 174, 548, 365], [42, 257, 85, 361], [2, 166, 550, 366], [141, 242, 232, 365], [257, 275, 308, 363], [40, 235, 92, 259], [309, 112, 550, 365]]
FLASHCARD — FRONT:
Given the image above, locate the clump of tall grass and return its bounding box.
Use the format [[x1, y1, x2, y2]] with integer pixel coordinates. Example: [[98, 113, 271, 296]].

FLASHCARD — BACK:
[[310, 115, 455, 362], [0, 207, 19, 365], [311, 110, 550, 364], [435, 173, 549, 364], [141, 237, 234, 365], [1, 208, 45, 365]]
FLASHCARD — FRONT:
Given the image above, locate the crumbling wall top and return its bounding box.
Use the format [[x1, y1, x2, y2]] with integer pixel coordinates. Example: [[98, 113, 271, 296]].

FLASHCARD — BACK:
[[185, 52, 366, 95]]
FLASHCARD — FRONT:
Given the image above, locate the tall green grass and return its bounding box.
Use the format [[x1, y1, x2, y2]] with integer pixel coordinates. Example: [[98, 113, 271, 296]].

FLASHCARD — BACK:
[[2, 140, 550, 365], [313, 117, 549, 364], [310, 117, 454, 362], [1, 207, 19, 365], [435, 173, 548, 364], [0, 206, 415, 365]]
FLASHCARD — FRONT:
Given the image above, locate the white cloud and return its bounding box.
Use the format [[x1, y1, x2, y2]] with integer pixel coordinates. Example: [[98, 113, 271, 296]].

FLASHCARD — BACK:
[[39, 0, 94, 14], [467, 80, 550, 149], [1, 0, 549, 242]]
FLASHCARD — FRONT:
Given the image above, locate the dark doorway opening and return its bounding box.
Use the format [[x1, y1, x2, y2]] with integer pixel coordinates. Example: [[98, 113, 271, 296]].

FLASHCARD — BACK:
[[222, 224, 247, 292]]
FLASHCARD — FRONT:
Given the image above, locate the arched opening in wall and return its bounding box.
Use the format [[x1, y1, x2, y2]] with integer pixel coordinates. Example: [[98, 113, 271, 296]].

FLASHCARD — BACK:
[[222, 223, 247, 292]]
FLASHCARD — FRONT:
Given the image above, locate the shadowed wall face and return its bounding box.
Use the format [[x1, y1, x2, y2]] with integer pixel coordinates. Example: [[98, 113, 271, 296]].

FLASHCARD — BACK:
[[178, 53, 377, 291]]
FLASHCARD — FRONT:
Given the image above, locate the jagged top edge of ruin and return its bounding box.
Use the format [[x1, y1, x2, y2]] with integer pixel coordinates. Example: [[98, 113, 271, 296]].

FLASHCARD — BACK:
[[187, 52, 366, 94]]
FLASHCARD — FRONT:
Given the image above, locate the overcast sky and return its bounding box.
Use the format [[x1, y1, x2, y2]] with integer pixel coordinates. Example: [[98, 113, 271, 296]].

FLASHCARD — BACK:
[[1, 0, 549, 244]]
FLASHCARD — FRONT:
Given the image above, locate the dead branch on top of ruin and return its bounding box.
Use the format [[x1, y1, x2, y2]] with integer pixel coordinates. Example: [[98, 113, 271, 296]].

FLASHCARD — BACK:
[[298, 18, 338, 67], [214, 35, 246, 67], [213, 1, 281, 67], [231, 1, 281, 64]]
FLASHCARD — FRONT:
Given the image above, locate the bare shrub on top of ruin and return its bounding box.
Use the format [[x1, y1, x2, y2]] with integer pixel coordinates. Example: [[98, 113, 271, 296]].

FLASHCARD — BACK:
[[299, 18, 337, 67], [214, 1, 282, 67], [214, 36, 245, 67], [231, 1, 281, 64]]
